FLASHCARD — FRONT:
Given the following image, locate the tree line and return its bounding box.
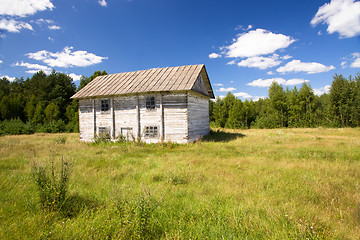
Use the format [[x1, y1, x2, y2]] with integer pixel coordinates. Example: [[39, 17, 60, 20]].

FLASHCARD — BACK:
[[210, 73, 360, 129], [0, 70, 107, 135], [0, 70, 359, 136]]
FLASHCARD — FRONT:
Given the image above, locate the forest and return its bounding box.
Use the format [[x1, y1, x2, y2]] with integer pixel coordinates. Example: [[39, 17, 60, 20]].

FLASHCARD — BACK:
[[210, 73, 360, 129], [0, 70, 107, 135], [0, 71, 359, 136]]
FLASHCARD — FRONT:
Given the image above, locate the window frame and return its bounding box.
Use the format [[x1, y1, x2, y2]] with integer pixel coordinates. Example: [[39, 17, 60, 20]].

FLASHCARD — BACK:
[[100, 99, 109, 112], [145, 96, 156, 110], [144, 126, 158, 138]]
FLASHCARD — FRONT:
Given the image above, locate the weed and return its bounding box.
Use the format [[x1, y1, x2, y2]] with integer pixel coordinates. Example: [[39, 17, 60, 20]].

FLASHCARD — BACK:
[[31, 156, 72, 212], [55, 136, 67, 144]]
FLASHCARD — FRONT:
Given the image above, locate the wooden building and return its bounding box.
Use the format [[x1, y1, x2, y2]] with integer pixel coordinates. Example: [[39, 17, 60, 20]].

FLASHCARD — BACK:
[[71, 64, 214, 143]]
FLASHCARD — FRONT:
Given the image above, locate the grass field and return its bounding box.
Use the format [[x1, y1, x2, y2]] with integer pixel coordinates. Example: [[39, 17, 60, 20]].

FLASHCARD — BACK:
[[0, 128, 360, 239]]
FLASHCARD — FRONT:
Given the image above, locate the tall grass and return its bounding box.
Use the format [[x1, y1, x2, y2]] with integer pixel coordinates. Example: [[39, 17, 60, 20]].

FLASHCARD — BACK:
[[0, 129, 360, 239]]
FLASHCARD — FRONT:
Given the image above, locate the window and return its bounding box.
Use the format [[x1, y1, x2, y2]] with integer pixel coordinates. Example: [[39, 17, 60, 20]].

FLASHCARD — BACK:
[[101, 99, 109, 111], [145, 126, 158, 138], [98, 126, 110, 139], [146, 96, 155, 110]]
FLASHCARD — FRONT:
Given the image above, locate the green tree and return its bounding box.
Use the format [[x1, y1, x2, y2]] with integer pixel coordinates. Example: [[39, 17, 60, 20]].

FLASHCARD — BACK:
[[44, 102, 60, 123], [329, 74, 352, 126], [298, 83, 315, 127], [33, 102, 46, 124], [268, 82, 288, 127]]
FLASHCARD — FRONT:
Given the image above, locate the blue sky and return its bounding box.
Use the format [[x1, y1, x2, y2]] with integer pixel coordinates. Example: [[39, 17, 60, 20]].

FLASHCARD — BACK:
[[0, 0, 359, 99]]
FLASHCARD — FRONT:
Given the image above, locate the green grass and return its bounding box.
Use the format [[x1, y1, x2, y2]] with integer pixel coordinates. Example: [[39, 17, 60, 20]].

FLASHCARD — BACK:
[[0, 128, 360, 239]]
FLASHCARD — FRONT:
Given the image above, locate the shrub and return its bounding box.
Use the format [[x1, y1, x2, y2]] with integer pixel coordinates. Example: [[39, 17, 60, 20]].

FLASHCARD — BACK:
[[0, 118, 35, 135], [31, 157, 72, 212]]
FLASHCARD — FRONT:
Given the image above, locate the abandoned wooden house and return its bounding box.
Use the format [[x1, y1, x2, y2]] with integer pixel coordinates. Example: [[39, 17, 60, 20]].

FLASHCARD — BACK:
[[71, 64, 215, 143]]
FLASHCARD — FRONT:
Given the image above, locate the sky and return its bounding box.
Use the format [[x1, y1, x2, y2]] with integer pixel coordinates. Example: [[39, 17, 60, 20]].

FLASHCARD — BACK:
[[0, 0, 360, 100]]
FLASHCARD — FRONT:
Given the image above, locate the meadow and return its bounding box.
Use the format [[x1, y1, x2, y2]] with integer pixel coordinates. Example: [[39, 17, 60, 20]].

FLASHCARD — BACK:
[[0, 128, 359, 239]]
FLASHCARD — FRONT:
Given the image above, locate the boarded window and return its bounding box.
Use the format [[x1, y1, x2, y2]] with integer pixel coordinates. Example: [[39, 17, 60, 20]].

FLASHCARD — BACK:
[[145, 126, 158, 138], [101, 99, 109, 111], [146, 96, 155, 110], [98, 126, 110, 139]]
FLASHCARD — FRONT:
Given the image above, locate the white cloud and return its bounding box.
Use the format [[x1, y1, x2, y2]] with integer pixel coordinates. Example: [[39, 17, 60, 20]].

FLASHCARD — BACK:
[[237, 54, 282, 70], [311, 0, 360, 38], [213, 83, 224, 86], [313, 85, 331, 96], [253, 96, 266, 101], [69, 73, 82, 81], [1, 75, 16, 82], [35, 18, 53, 25], [209, 53, 222, 59], [0, 19, 33, 33], [14, 61, 52, 74], [27, 46, 108, 68], [234, 92, 252, 99], [281, 55, 292, 60], [285, 78, 310, 86], [48, 36, 54, 41], [0, 0, 54, 17], [247, 78, 309, 87], [217, 87, 236, 92], [350, 52, 360, 68], [225, 29, 295, 58], [276, 60, 335, 74], [98, 0, 107, 7], [48, 25, 60, 30], [226, 60, 236, 65], [0, 60, 3, 63]]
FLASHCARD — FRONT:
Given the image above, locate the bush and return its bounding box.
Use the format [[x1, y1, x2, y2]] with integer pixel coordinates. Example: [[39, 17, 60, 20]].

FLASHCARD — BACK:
[[31, 157, 72, 212], [36, 120, 66, 133], [0, 118, 35, 135]]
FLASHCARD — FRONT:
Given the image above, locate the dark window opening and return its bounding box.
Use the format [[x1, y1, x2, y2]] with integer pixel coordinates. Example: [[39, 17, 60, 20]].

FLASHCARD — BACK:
[[145, 126, 158, 138], [101, 99, 109, 111], [146, 96, 155, 110]]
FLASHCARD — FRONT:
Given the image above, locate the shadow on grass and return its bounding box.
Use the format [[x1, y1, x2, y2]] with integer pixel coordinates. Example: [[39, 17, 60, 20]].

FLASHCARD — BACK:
[[202, 130, 246, 142], [60, 194, 99, 218]]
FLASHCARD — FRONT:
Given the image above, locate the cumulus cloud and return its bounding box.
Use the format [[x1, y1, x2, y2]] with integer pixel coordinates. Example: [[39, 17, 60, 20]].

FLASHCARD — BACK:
[[209, 53, 222, 59], [276, 60, 335, 74], [313, 85, 331, 96], [311, 0, 360, 38], [98, 0, 107, 7], [247, 78, 309, 87], [213, 83, 224, 86], [1, 75, 16, 82], [234, 92, 252, 99], [237, 54, 282, 70], [27, 46, 108, 68], [0, 19, 33, 33], [225, 29, 295, 58], [0, 0, 54, 17], [69, 73, 82, 81], [217, 87, 236, 92], [14, 61, 52, 74], [350, 52, 360, 68]]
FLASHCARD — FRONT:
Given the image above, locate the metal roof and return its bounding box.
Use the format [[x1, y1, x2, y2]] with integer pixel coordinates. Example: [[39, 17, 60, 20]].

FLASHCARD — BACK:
[[71, 64, 214, 99]]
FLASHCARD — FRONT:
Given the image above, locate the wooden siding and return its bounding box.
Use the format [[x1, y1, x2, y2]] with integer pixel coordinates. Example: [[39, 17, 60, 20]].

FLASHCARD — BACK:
[[78, 99, 95, 142], [187, 93, 210, 141], [163, 93, 188, 143]]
